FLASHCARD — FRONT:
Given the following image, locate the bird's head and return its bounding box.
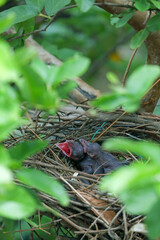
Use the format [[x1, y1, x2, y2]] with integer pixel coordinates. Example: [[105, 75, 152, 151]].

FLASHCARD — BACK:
[[56, 140, 85, 161], [79, 139, 101, 158], [56, 140, 73, 157]]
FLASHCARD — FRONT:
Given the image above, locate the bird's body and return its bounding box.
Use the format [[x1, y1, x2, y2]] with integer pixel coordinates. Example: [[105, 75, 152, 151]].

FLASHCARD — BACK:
[[77, 154, 104, 184], [79, 154, 104, 174]]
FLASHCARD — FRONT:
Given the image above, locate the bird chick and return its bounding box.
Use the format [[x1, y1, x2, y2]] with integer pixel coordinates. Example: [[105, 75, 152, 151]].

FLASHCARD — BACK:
[[56, 140, 104, 184], [80, 139, 129, 173], [56, 140, 103, 173], [78, 154, 104, 184]]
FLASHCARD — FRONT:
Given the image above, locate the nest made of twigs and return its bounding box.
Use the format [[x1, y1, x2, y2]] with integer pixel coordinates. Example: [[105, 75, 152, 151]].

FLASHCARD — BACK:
[[5, 102, 160, 240]]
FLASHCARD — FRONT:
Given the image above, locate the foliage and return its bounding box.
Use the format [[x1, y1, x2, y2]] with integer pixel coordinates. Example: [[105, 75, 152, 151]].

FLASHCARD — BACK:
[[0, 0, 90, 226], [92, 65, 160, 112], [0, 0, 160, 239], [110, 0, 160, 49], [100, 138, 160, 239]]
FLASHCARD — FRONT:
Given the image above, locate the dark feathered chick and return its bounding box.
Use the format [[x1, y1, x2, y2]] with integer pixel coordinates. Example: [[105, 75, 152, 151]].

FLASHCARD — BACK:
[[80, 139, 129, 173], [56, 140, 104, 184]]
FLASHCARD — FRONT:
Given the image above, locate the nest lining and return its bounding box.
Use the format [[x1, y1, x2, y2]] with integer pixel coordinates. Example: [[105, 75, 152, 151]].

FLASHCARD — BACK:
[[6, 103, 160, 240]]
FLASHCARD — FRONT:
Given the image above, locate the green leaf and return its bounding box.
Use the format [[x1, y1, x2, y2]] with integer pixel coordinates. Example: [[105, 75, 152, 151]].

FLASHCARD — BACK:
[[0, 185, 37, 219], [0, 14, 15, 34], [30, 215, 57, 238], [134, 0, 150, 11], [150, 0, 160, 9], [154, 105, 160, 116], [0, 146, 12, 168], [56, 55, 90, 81], [146, 15, 160, 32], [99, 163, 138, 193], [45, 0, 71, 16], [25, 217, 39, 228], [0, 40, 19, 81], [91, 91, 139, 113], [2, 219, 17, 240], [57, 81, 77, 98], [0, 86, 21, 141], [0, 5, 38, 27], [92, 65, 160, 113], [145, 201, 160, 239], [31, 58, 53, 84], [91, 92, 126, 111], [110, 15, 119, 25], [56, 48, 81, 61], [130, 28, 149, 49], [0, 165, 13, 184], [115, 12, 134, 28], [121, 186, 158, 214], [126, 65, 160, 98], [22, 17, 35, 33], [100, 162, 159, 193], [17, 169, 69, 206], [0, 0, 6, 6], [99, 161, 160, 215], [9, 140, 47, 164], [75, 0, 95, 12], [106, 72, 119, 84], [102, 137, 160, 165], [15, 47, 37, 66], [25, 0, 45, 11], [20, 65, 59, 110]]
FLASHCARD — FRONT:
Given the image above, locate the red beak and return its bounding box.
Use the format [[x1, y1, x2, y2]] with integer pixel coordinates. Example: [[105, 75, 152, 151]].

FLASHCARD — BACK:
[[56, 141, 72, 157]]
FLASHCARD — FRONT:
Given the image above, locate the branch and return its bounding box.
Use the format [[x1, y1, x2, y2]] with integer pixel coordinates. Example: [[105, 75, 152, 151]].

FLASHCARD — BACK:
[[25, 37, 101, 104], [7, 2, 135, 43], [96, 0, 160, 113], [8, 5, 77, 42]]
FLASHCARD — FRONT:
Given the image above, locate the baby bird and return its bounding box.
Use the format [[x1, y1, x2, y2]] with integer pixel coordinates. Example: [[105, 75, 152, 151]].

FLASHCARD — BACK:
[[79, 139, 129, 173], [56, 140, 104, 184], [56, 139, 129, 183]]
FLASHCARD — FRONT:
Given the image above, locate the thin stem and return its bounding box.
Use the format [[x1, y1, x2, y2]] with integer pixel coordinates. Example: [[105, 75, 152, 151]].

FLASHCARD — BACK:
[[8, 5, 76, 42], [122, 48, 138, 86]]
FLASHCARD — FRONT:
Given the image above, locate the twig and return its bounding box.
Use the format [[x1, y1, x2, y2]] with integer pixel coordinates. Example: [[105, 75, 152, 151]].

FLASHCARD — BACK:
[[43, 203, 94, 239], [122, 48, 138, 86], [8, 5, 77, 42], [95, 2, 135, 10], [19, 221, 24, 240], [95, 2, 159, 11], [60, 176, 109, 226], [92, 111, 126, 142], [144, 78, 160, 96], [123, 210, 128, 239]]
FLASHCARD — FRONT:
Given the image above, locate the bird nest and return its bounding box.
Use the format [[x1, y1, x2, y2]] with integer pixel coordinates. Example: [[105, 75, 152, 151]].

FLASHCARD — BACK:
[[6, 101, 160, 240]]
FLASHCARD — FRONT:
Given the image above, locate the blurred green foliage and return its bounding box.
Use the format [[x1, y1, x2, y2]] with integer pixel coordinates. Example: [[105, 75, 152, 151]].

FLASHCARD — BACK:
[[0, 0, 160, 239], [37, 6, 147, 91], [92, 65, 160, 112], [100, 138, 160, 239]]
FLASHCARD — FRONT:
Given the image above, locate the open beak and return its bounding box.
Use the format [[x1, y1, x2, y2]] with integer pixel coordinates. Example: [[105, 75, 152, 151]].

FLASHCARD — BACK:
[[56, 141, 72, 157]]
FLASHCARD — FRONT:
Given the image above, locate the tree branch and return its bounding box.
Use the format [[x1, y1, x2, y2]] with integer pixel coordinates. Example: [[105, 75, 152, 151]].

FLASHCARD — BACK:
[[8, 5, 77, 42], [96, 0, 160, 113]]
